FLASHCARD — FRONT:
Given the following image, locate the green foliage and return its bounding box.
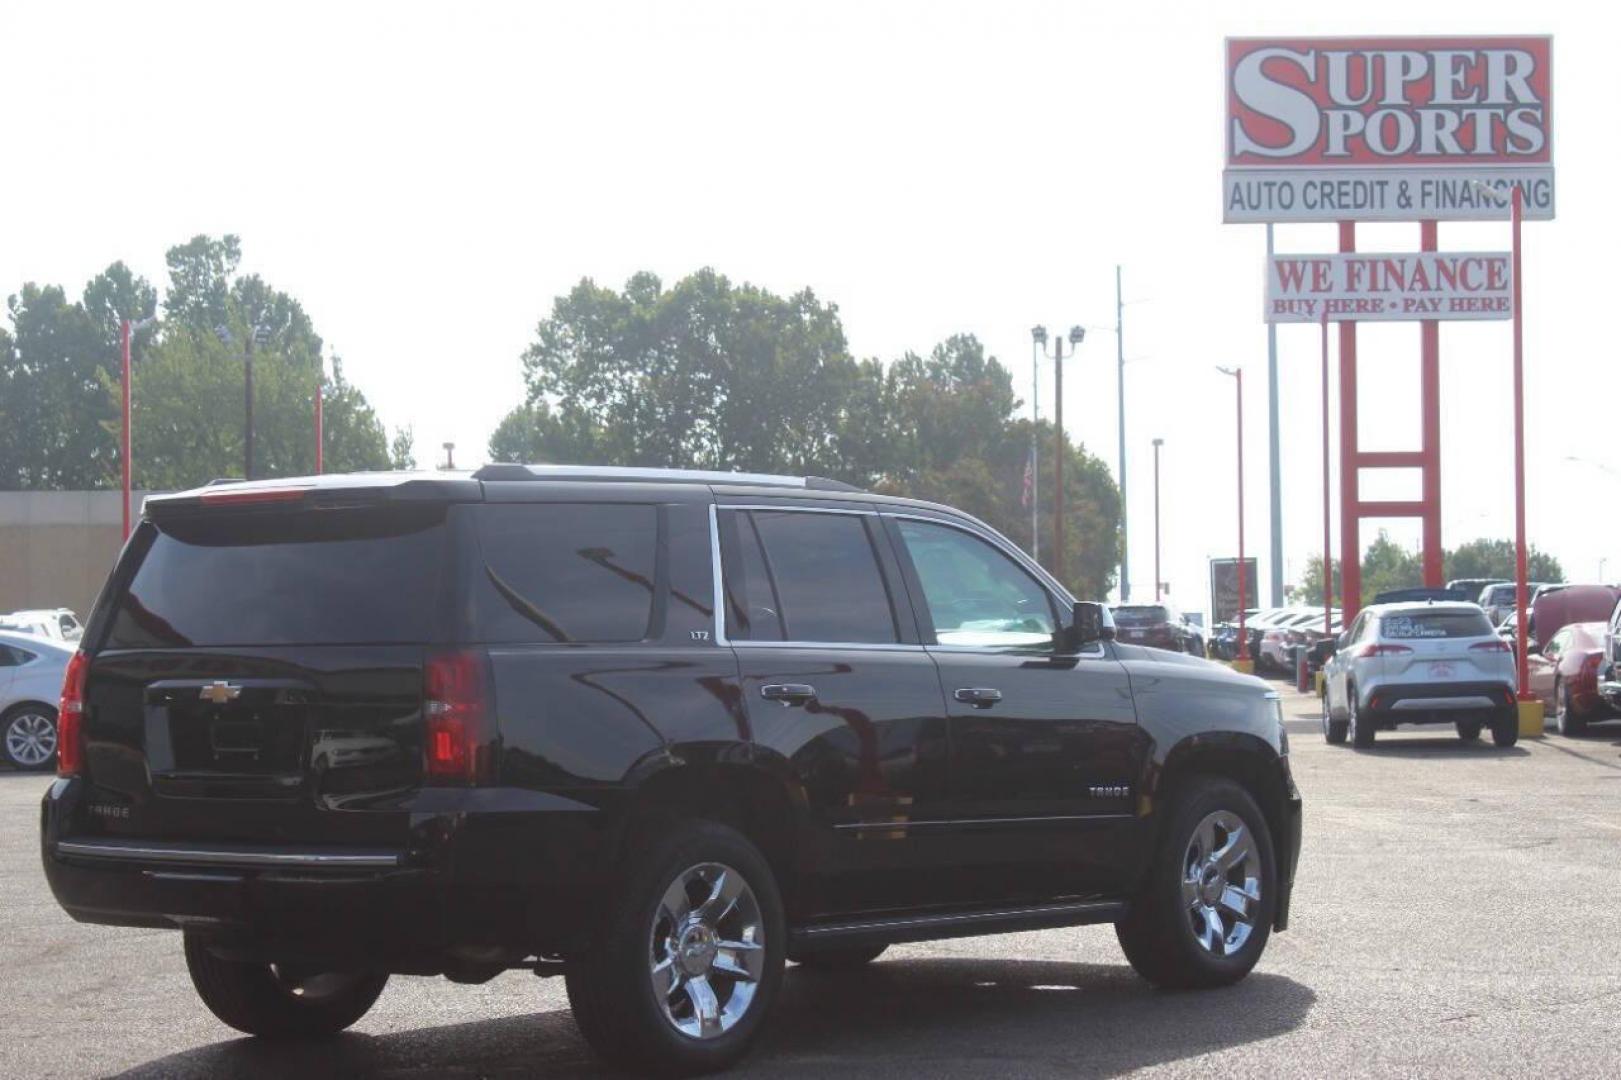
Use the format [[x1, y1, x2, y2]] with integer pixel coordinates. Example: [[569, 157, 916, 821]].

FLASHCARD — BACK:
[[389, 426, 417, 471], [495, 269, 1123, 597], [1287, 555, 1342, 607], [1289, 534, 1565, 606], [1444, 537, 1563, 584], [0, 235, 395, 491]]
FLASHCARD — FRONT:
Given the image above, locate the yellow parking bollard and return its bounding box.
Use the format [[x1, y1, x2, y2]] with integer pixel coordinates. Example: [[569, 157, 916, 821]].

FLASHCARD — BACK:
[[1314, 670, 1326, 696], [1517, 698, 1545, 738], [1230, 659, 1255, 675]]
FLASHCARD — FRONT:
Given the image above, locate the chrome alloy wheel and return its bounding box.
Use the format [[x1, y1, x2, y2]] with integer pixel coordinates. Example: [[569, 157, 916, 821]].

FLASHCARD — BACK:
[[4, 710, 57, 768], [1181, 810, 1263, 957], [649, 862, 765, 1040]]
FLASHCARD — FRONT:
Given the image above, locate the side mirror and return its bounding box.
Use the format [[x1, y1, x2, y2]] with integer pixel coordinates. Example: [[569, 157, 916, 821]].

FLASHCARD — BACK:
[[1061, 601, 1114, 652]]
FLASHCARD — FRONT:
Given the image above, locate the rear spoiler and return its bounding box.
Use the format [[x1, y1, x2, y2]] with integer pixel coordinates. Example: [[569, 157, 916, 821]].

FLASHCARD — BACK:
[[145, 474, 483, 520]]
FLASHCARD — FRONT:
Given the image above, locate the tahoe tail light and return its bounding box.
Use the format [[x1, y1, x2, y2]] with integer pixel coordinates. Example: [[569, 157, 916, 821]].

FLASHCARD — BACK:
[[1357, 643, 1413, 658], [1470, 640, 1512, 653], [423, 649, 496, 785], [57, 650, 88, 777]]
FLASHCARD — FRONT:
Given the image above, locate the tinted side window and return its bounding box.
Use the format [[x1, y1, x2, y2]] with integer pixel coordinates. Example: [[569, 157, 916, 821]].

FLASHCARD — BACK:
[[746, 511, 898, 644], [473, 503, 659, 644], [0, 646, 21, 667], [896, 519, 1055, 648], [722, 512, 785, 642]]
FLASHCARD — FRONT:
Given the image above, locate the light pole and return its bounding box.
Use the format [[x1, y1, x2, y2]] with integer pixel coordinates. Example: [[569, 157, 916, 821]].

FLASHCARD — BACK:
[[215, 322, 272, 480], [1034, 325, 1085, 585], [315, 358, 325, 475], [1217, 366, 1249, 667], [1030, 327, 1042, 561], [120, 313, 159, 539], [1151, 437, 1164, 601]]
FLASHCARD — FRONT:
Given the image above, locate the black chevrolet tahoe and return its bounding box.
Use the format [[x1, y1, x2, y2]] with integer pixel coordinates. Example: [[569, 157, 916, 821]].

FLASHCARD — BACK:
[[42, 465, 1302, 1074]]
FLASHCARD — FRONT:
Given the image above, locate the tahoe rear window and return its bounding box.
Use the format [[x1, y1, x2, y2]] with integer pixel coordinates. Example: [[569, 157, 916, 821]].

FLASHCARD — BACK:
[[107, 506, 448, 648], [1379, 610, 1494, 640]]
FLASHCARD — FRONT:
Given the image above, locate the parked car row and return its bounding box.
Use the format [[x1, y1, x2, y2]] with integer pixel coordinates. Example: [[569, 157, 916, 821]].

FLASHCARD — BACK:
[[1208, 607, 1340, 675]]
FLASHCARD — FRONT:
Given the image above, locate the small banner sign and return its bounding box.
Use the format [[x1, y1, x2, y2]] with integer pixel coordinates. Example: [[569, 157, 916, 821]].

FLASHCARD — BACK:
[[1264, 251, 1512, 323]]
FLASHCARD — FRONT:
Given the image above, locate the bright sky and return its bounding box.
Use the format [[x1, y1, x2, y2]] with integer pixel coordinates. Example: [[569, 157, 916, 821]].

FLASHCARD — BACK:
[[3, 1, 1613, 612]]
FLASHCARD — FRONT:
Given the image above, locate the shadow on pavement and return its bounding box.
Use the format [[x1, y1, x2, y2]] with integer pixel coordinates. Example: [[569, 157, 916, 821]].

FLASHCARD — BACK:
[[112, 958, 1315, 1078], [1347, 736, 1529, 759]]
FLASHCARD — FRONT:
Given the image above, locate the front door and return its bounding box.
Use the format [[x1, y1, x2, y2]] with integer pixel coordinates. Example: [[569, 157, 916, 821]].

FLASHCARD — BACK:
[[716, 503, 954, 918], [885, 514, 1146, 902]]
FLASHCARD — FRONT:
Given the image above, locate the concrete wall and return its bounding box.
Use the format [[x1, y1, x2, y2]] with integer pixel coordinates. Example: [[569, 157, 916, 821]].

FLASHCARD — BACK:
[[0, 491, 154, 618]]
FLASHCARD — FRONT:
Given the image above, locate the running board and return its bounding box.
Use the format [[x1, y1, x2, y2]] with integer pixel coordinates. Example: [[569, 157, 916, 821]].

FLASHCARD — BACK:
[[789, 899, 1128, 953]]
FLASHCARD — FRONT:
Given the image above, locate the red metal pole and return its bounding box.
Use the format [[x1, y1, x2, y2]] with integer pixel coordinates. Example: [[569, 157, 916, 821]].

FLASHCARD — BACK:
[[1511, 186, 1531, 699], [1054, 343, 1064, 587], [1420, 220, 1443, 588], [315, 372, 325, 474], [1236, 369, 1249, 663], [1321, 310, 1332, 636], [120, 319, 132, 540], [1338, 222, 1361, 620]]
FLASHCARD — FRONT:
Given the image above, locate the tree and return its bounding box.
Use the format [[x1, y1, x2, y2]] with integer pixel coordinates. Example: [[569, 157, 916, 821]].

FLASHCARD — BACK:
[[1288, 554, 1342, 607], [495, 269, 1123, 597], [389, 426, 418, 471], [1444, 538, 1563, 584], [1, 235, 398, 490]]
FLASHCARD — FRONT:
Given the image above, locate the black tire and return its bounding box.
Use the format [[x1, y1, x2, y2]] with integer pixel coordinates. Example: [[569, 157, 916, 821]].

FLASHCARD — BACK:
[[566, 819, 786, 1076], [182, 933, 388, 1038], [1455, 719, 1482, 742], [1556, 679, 1587, 737], [789, 944, 887, 970], [1491, 710, 1520, 748], [1116, 777, 1276, 990], [1, 704, 59, 771], [1322, 707, 1347, 745], [1348, 687, 1376, 748]]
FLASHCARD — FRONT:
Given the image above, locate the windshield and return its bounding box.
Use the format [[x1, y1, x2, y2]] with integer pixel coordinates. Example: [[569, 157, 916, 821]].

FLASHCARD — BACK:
[[1112, 606, 1170, 626]]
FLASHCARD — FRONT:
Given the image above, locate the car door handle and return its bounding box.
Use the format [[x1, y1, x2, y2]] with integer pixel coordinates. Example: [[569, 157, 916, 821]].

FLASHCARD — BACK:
[[760, 683, 817, 705], [954, 687, 1003, 707]]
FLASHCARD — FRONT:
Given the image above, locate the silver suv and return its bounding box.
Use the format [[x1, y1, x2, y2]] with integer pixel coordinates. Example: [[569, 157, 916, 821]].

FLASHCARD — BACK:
[[1322, 603, 1518, 748]]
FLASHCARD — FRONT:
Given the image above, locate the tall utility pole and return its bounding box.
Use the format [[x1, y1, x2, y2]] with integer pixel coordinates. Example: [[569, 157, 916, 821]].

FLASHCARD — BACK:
[[1266, 224, 1284, 607], [244, 331, 256, 481], [1116, 266, 1129, 602], [1030, 330, 1041, 561], [1152, 437, 1164, 601], [1034, 325, 1085, 584]]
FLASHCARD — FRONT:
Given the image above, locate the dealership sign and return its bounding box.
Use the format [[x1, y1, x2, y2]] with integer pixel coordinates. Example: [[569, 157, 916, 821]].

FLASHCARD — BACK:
[[1224, 37, 1554, 223], [1265, 251, 1512, 323]]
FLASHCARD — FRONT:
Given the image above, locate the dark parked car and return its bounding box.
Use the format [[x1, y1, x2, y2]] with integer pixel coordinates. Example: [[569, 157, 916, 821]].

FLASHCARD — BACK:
[[41, 466, 1301, 1074], [1109, 603, 1204, 655]]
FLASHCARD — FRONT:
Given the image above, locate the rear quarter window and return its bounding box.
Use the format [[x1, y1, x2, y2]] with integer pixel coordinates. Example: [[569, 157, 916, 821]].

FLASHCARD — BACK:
[[471, 503, 659, 644]]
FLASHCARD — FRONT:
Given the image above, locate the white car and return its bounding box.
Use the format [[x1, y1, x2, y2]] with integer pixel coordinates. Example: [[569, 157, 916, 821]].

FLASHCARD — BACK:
[[0, 608, 83, 642], [1322, 602, 1518, 748], [0, 629, 73, 770]]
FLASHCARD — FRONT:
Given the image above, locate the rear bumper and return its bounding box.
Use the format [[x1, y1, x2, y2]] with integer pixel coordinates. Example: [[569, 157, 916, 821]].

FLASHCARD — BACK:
[[1360, 681, 1517, 727], [40, 777, 605, 970]]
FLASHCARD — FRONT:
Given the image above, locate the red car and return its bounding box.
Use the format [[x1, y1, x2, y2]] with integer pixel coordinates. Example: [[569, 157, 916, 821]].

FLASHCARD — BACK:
[[1526, 621, 1612, 736]]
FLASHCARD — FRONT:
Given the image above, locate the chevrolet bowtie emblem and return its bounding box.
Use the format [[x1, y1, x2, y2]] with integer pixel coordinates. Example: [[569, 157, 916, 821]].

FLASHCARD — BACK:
[[199, 681, 242, 705]]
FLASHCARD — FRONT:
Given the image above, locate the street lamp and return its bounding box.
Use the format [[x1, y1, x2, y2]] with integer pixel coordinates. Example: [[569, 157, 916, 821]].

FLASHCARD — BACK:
[[1216, 366, 1250, 668], [119, 313, 159, 539], [1030, 326, 1046, 561], [1034, 325, 1085, 584], [215, 321, 273, 480], [1151, 437, 1164, 601]]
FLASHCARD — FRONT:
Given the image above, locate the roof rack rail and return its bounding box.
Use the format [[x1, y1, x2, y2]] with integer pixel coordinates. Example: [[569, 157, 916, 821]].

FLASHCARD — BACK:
[[471, 463, 865, 493]]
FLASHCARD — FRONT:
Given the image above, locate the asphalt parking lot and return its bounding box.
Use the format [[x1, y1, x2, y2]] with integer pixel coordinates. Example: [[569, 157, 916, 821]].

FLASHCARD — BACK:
[[5, 686, 1621, 1078]]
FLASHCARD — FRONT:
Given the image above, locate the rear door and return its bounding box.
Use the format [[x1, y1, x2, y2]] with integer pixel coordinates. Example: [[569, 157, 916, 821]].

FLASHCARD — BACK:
[[79, 501, 455, 847], [885, 512, 1145, 902], [717, 501, 954, 918]]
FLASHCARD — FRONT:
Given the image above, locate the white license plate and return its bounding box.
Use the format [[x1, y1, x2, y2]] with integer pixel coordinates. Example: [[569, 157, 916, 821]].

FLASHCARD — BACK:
[[1429, 661, 1457, 678]]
